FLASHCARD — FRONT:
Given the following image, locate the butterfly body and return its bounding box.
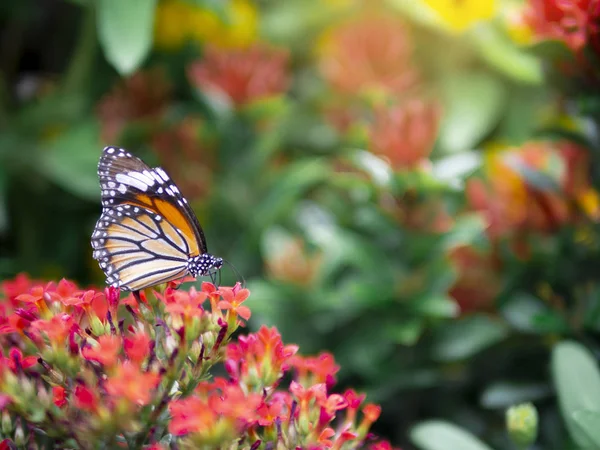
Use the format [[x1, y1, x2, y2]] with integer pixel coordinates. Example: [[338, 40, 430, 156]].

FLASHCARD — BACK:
[[91, 146, 222, 292]]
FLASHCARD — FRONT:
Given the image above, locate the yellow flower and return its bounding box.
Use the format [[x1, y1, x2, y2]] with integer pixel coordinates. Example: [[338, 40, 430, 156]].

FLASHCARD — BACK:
[[154, 0, 258, 51], [154, 0, 190, 50], [502, 4, 534, 46], [577, 188, 600, 221], [422, 0, 497, 33]]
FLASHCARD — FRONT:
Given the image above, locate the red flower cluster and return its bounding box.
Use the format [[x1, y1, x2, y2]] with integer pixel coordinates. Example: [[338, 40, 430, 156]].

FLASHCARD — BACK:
[[0, 274, 396, 449], [188, 44, 290, 107], [524, 0, 600, 51]]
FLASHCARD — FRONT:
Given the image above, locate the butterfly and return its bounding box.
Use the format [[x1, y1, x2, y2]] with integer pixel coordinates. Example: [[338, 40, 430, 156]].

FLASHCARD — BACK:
[[91, 146, 223, 298]]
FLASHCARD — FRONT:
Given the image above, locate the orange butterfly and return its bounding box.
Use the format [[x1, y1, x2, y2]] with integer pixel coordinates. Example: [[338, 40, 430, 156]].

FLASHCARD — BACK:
[[91, 147, 222, 297]]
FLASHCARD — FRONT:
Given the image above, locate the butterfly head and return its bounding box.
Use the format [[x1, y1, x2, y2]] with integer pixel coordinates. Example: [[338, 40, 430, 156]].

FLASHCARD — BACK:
[[188, 253, 223, 278]]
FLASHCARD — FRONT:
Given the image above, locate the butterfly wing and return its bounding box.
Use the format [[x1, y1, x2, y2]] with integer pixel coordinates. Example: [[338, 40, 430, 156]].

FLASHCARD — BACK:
[[92, 146, 208, 291]]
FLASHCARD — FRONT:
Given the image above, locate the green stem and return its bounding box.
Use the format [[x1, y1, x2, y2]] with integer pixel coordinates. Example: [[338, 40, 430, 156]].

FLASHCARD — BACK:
[[62, 2, 97, 96]]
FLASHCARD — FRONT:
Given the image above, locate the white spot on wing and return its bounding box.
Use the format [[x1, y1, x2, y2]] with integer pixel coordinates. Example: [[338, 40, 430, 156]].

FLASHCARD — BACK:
[[155, 168, 170, 182], [116, 173, 148, 192]]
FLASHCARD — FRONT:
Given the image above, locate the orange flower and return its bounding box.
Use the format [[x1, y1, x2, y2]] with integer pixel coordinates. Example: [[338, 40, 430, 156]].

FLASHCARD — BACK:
[[105, 361, 160, 406], [368, 100, 442, 171], [82, 335, 121, 367], [317, 13, 419, 98], [188, 44, 289, 107], [218, 283, 251, 321]]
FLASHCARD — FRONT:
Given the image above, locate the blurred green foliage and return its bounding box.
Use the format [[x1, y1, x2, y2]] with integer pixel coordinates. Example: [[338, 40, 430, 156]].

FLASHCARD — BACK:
[[2, 0, 600, 448]]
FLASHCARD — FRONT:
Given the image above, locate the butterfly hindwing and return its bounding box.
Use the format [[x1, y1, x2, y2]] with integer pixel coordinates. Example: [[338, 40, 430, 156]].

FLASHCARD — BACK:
[[92, 146, 208, 291]]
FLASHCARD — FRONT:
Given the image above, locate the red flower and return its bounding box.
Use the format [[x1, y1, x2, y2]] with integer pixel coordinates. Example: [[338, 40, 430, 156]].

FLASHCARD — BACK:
[[52, 386, 67, 408], [218, 282, 251, 321], [105, 362, 160, 406], [368, 100, 442, 171], [448, 246, 502, 313], [2, 273, 36, 303], [0, 439, 14, 450], [370, 441, 398, 450], [318, 428, 336, 447], [15, 283, 57, 314], [4, 347, 37, 372], [96, 68, 172, 142], [55, 279, 78, 299], [362, 404, 382, 423], [31, 313, 78, 345], [291, 352, 340, 386], [524, 0, 598, 50], [82, 335, 121, 367], [124, 331, 151, 364], [60, 290, 101, 310], [257, 397, 285, 426], [188, 44, 289, 106], [164, 287, 208, 320], [74, 384, 98, 412], [168, 397, 215, 436], [318, 13, 419, 97]]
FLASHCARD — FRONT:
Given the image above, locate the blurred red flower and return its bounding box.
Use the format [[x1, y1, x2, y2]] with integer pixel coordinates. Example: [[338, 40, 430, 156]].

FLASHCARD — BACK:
[[105, 361, 160, 406], [318, 13, 419, 97], [188, 44, 289, 107], [524, 0, 600, 50], [368, 100, 442, 171], [449, 245, 502, 313], [152, 116, 215, 202], [97, 68, 172, 142], [467, 140, 596, 237]]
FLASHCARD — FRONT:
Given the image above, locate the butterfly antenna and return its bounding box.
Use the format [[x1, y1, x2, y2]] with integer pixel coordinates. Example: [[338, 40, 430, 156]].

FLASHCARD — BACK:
[[209, 270, 217, 287], [223, 259, 246, 288]]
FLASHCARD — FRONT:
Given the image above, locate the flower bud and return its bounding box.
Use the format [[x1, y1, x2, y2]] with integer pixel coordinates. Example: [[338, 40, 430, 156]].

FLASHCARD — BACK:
[[13, 419, 25, 447], [2, 411, 12, 434], [89, 315, 107, 337], [506, 402, 538, 448]]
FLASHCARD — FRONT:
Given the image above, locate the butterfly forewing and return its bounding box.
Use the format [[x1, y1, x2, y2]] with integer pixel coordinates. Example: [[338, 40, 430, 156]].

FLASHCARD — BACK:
[[92, 146, 208, 291]]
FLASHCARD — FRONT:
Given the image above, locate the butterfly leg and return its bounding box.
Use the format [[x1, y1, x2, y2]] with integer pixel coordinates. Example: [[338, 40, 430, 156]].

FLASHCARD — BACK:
[[133, 290, 142, 304]]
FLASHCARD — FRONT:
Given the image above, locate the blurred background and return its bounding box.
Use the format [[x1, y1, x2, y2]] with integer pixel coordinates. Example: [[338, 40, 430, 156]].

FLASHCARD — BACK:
[[1, 0, 600, 448]]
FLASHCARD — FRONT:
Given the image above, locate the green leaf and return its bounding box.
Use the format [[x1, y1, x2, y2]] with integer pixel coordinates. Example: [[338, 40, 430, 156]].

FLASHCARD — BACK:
[[431, 151, 482, 188], [40, 121, 101, 200], [472, 25, 543, 85], [252, 159, 331, 229], [411, 294, 459, 319], [384, 318, 424, 345], [480, 382, 551, 409], [411, 420, 495, 450], [431, 315, 508, 362], [0, 167, 7, 234], [438, 72, 507, 153], [552, 340, 600, 449], [572, 410, 600, 447], [501, 293, 548, 332], [440, 213, 487, 251], [97, 0, 157, 75]]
